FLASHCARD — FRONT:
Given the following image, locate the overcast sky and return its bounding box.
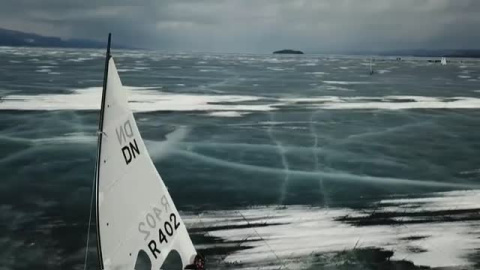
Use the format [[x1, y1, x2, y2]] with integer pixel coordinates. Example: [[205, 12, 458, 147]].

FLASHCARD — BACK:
[[1, 0, 480, 53]]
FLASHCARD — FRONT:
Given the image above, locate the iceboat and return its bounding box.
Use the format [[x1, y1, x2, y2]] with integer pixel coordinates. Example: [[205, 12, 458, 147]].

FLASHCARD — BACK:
[[92, 34, 205, 270]]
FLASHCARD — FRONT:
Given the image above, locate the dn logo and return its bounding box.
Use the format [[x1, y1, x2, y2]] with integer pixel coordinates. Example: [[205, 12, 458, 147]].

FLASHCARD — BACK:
[[116, 120, 141, 165]]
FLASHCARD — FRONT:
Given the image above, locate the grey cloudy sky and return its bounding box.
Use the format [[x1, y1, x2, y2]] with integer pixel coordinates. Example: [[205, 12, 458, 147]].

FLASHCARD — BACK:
[[1, 0, 480, 53]]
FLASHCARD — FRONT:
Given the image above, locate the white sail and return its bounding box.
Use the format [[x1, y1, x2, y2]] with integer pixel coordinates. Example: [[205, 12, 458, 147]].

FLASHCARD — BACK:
[[96, 57, 197, 269], [441, 57, 447, 65]]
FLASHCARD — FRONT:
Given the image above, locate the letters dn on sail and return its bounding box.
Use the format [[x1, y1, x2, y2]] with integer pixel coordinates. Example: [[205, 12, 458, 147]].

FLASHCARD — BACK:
[[116, 120, 141, 165]]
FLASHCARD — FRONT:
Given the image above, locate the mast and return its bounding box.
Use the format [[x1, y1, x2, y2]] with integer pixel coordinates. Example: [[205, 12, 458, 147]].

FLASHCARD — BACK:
[[95, 33, 111, 269], [369, 58, 374, 75]]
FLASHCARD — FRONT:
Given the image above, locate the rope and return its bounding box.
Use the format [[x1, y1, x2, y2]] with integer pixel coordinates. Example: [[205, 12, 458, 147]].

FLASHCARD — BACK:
[[83, 161, 97, 270], [237, 211, 290, 270]]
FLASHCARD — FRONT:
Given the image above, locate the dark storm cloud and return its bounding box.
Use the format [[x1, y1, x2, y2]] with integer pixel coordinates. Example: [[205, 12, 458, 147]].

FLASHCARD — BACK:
[[1, 0, 480, 52]]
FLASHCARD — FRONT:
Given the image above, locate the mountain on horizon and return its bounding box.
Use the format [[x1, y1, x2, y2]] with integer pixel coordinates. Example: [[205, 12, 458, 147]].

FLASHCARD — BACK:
[[0, 28, 129, 49], [2, 27, 479, 57]]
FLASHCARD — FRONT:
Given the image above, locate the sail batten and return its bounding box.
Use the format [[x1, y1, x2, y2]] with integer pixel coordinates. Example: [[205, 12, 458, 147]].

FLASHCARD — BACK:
[[94, 36, 198, 270]]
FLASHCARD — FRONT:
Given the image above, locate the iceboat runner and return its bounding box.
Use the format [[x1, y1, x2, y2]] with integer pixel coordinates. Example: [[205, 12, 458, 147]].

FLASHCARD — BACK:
[[93, 34, 205, 270]]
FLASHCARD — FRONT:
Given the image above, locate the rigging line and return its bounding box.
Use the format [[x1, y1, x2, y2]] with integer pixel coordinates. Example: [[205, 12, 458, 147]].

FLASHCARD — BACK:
[[193, 211, 252, 262], [219, 227, 255, 263], [220, 233, 254, 263], [236, 211, 290, 270], [191, 212, 254, 265], [83, 167, 97, 270], [192, 212, 213, 240]]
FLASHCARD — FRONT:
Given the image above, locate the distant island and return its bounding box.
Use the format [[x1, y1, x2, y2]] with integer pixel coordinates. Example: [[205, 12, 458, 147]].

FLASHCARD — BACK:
[[0, 27, 129, 49], [273, 49, 304, 54]]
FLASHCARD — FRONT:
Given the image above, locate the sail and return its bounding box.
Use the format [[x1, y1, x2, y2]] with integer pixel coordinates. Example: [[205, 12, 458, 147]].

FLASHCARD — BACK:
[[95, 57, 197, 269], [441, 57, 447, 65]]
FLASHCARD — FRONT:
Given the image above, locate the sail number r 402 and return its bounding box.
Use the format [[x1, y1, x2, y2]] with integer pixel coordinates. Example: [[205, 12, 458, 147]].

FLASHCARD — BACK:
[[137, 195, 181, 259]]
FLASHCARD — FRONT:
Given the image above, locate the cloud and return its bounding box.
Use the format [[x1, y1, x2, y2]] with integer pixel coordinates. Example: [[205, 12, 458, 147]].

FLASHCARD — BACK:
[[1, 0, 480, 52]]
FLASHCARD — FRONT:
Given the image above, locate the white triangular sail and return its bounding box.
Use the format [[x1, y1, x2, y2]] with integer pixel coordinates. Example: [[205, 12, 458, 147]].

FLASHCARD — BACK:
[[95, 57, 197, 269], [441, 57, 447, 65]]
